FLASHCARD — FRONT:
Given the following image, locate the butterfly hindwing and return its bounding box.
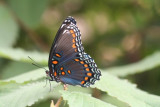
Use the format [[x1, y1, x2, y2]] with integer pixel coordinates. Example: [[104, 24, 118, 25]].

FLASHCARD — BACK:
[[48, 16, 101, 87], [58, 52, 101, 87]]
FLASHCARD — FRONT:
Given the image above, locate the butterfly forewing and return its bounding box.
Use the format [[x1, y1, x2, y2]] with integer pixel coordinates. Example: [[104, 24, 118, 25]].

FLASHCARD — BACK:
[[48, 16, 101, 87]]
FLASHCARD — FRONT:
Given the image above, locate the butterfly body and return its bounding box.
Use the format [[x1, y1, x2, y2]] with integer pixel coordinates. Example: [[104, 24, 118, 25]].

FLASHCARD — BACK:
[[47, 16, 101, 87]]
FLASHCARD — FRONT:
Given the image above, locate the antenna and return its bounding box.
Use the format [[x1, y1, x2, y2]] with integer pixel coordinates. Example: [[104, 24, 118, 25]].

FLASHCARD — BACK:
[[28, 56, 47, 71]]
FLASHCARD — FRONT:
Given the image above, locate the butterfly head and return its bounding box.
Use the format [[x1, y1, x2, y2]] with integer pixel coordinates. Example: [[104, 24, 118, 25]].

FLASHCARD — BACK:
[[45, 70, 54, 81]]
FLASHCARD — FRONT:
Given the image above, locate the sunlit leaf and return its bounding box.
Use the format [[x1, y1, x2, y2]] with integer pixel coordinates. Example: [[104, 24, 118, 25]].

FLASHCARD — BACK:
[[4, 68, 45, 83], [0, 47, 48, 64], [60, 91, 116, 107], [2, 68, 160, 107], [92, 72, 160, 107], [0, 81, 22, 96], [0, 82, 58, 107], [107, 52, 160, 77], [101, 95, 129, 107]]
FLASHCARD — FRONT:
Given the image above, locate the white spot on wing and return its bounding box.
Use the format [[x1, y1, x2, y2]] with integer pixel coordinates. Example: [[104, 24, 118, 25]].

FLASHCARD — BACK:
[[63, 30, 68, 34], [61, 24, 65, 28]]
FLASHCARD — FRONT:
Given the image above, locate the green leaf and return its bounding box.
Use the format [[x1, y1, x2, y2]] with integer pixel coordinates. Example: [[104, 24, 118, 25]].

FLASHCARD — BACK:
[[1, 61, 36, 79], [0, 81, 58, 107], [7, 0, 49, 28], [154, 0, 160, 13], [101, 95, 129, 107], [0, 5, 18, 47], [2, 68, 160, 107], [93, 72, 160, 107], [60, 91, 116, 107], [0, 81, 93, 107], [0, 47, 48, 64], [4, 68, 45, 83], [0, 81, 22, 96], [107, 52, 160, 77]]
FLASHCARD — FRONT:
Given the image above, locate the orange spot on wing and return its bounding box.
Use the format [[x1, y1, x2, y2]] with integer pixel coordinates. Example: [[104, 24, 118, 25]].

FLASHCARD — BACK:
[[74, 59, 79, 62], [80, 61, 84, 64], [55, 53, 61, 57], [61, 71, 65, 75], [60, 67, 63, 70], [54, 72, 57, 76], [84, 64, 88, 67], [70, 30, 74, 34], [86, 68, 90, 71], [87, 73, 92, 76], [52, 60, 58, 64], [72, 44, 76, 48], [75, 49, 77, 52], [69, 30, 76, 38], [85, 77, 88, 81], [72, 33, 76, 38], [72, 39, 75, 43], [81, 81, 85, 84], [67, 70, 71, 74]]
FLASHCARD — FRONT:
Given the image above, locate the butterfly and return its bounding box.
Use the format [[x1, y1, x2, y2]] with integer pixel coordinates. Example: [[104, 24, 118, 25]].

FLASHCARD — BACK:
[[46, 16, 101, 87]]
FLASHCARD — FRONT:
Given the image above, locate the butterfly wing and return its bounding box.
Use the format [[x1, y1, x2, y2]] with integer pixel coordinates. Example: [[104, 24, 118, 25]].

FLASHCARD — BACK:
[[48, 16, 83, 81], [48, 16, 101, 87], [59, 52, 101, 87]]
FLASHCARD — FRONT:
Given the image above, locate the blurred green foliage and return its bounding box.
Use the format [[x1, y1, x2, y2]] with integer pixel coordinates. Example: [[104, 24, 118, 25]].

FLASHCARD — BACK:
[[0, 0, 160, 107]]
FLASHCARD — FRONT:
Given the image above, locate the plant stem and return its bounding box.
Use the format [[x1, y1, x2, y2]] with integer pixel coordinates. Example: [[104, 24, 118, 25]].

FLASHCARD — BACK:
[[50, 100, 55, 107], [51, 84, 68, 107], [55, 97, 63, 107]]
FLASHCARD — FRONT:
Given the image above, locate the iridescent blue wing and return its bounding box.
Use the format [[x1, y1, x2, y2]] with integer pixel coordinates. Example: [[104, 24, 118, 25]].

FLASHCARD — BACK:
[[48, 16, 101, 87], [59, 52, 101, 87]]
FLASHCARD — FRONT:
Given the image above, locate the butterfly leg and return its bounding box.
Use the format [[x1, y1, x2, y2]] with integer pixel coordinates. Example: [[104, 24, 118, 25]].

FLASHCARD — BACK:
[[43, 77, 48, 87], [43, 77, 54, 88], [63, 84, 68, 90]]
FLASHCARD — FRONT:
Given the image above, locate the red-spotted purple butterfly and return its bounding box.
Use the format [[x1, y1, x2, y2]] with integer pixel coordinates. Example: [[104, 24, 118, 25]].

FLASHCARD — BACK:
[[46, 16, 101, 87]]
